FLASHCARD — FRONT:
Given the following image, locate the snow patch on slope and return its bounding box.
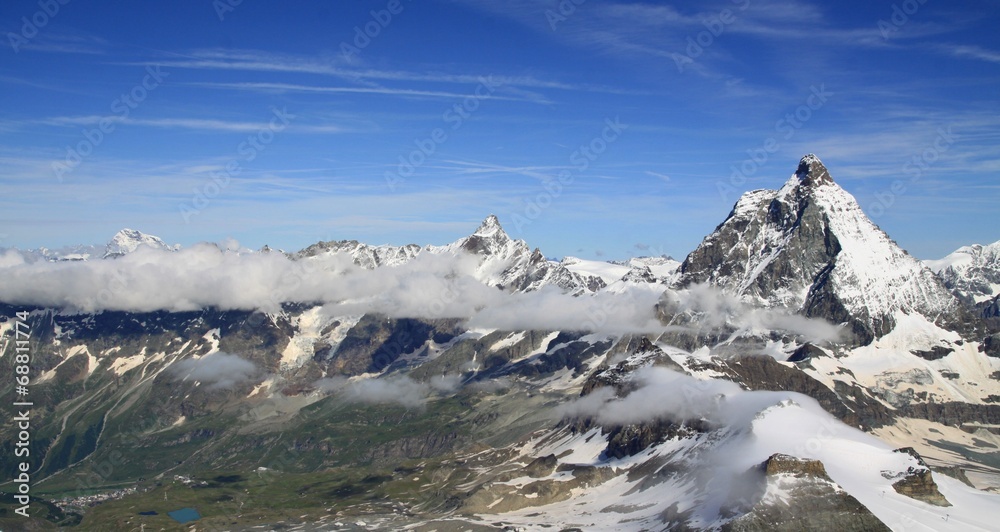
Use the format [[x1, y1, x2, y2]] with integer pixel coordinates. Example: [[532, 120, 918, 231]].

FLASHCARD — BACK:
[[280, 308, 360, 371]]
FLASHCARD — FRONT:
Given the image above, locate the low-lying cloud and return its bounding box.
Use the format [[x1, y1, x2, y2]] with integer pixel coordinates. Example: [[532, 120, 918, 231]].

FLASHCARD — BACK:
[[658, 283, 842, 342], [558, 366, 743, 425], [170, 351, 257, 389], [315, 374, 465, 408], [0, 245, 840, 342]]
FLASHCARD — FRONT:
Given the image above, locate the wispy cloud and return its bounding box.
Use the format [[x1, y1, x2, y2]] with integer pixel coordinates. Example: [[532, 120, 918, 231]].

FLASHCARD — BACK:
[[431, 160, 573, 181], [14, 32, 110, 55], [135, 49, 633, 95], [183, 81, 543, 102], [37, 115, 345, 133], [939, 44, 1000, 64]]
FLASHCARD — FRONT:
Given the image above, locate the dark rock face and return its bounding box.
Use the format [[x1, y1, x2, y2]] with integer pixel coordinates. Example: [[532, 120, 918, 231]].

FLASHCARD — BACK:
[[982, 333, 1000, 358], [899, 402, 1000, 426], [982, 294, 1000, 319], [795, 154, 835, 187], [510, 337, 611, 378], [890, 448, 951, 507], [910, 346, 955, 361], [679, 193, 839, 310], [763, 453, 829, 477], [604, 420, 708, 460], [324, 314, 462, 375], [787, 342, 826, 363]]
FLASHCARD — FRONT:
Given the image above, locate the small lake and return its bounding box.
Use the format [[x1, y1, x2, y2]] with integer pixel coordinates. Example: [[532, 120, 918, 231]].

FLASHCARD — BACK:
[[167, 507, 201, 524]]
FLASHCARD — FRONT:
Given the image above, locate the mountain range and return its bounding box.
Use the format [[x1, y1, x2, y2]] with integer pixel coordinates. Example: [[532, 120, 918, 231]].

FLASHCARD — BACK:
[[1, 155, 999, 530]]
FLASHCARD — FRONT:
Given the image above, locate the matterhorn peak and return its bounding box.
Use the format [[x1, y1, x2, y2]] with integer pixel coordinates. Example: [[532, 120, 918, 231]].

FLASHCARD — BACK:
[[679, 155, 964, 345], [474, 214, 505, 238], [794, 154, 834, 188]]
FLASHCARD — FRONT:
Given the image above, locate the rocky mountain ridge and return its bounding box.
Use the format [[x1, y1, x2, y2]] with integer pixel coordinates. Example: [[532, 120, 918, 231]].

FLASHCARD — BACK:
[[927, 240, 1000, 305]]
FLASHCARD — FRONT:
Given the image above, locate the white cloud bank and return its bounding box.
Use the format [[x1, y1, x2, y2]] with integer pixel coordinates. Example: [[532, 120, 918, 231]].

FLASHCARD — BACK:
[[0, 245, 840, 342]]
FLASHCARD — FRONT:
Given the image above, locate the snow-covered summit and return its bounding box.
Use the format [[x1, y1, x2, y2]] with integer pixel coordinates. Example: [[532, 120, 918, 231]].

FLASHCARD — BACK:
[[446, 215, 601, 293], [473, 214, 503, 237], [296, 216, 603, 294], [451, 213, 527, 258], [927, 240, 1000, 304], [103, 228, 176, 259], [678, 155, 964, 344]]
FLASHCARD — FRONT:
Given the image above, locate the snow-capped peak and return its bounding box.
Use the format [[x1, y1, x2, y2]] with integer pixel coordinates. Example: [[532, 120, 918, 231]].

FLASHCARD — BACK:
[[926, 240, 1000, 303], [794, 153, 834, 188], [456, 215, 523, 258], [679, 155, 963, 344], [474, 214, 504, 238], [926, 240, 1000, 274], [104, 228, 175, 259]]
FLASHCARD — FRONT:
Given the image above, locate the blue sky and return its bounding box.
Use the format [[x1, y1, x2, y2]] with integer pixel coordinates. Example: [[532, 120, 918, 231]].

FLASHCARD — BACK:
[[0, 0, 998, 260]]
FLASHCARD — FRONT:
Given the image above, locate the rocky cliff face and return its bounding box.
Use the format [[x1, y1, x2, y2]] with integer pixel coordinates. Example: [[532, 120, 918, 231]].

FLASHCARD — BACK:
[[889, 448, 951, 507]]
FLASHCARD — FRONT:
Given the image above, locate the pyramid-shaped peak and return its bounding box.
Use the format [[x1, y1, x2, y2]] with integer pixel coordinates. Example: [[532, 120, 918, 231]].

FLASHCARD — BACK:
[[681, 154, 963, 345], [457, 214, 526, 257], [474, 214, 505, 237], [795, 154, 834, 187]]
